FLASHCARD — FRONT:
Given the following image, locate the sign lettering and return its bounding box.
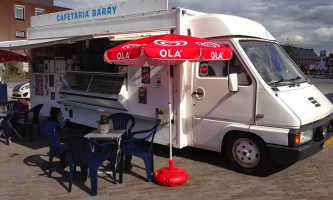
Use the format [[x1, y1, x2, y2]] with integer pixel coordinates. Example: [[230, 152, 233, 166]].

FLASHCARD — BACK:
[[211, 52, 224, 59], [117, 52, 130, 60], [31, 1, 168, 27], [57, 6, 117, 22], [160, 49, 182, 58]]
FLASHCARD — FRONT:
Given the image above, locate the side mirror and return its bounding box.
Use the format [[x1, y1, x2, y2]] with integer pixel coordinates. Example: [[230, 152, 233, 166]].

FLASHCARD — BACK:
[[228, 73, 239, 92]]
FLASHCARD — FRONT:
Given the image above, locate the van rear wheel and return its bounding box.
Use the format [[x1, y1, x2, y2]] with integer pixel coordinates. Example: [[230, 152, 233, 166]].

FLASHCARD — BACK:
[[225, 133, 272, 176]]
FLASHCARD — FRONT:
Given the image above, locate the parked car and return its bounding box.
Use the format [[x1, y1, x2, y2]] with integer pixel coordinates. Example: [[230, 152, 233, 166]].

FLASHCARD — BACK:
[[12, 81, 30, 99]]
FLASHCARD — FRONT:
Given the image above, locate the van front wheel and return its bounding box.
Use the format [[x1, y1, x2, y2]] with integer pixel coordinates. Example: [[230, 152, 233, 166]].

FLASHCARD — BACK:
[[225, 133, 272, 176]]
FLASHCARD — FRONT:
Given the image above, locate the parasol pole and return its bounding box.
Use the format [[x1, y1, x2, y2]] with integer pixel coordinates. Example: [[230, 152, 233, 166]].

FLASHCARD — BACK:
[[154, 62, 188, 186], [168, 102, 173, 170], [168, 62, 173, 170]]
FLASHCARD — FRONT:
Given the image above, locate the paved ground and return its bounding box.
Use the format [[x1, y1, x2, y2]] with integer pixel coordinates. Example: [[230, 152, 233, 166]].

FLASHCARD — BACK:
[[0, 77, 332, 199], [1, 129, 333, 200]]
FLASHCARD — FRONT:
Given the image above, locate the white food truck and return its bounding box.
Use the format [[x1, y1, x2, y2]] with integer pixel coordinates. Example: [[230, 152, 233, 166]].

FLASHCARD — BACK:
[[0, 0, 332, 175]]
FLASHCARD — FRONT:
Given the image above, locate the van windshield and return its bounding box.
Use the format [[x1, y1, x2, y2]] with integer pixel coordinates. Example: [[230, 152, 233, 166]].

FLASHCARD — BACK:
[[239, 40, 307, 86]]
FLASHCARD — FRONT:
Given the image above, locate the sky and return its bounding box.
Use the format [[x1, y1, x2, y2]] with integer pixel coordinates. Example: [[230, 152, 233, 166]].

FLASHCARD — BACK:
[[55, 0, 333, 56]]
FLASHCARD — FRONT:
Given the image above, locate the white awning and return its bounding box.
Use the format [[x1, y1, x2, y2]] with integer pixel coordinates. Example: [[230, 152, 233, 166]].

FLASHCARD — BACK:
[[0, 35, 93, 50], [0, 31, 170, 50]]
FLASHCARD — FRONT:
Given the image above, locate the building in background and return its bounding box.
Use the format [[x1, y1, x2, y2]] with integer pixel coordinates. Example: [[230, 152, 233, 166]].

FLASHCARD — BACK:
[[294, 48, 320, 71], [0, 0, 68, 75], [282, 45, 320, 71], [0, 0, 68, 42]]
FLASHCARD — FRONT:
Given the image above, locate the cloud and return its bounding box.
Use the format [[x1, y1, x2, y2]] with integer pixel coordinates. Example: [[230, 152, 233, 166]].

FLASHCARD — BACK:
[[278, 34, 303, 44], [299, 5, 333, 26], [294, 35, 304, 42], [315, 27, 333, 40]]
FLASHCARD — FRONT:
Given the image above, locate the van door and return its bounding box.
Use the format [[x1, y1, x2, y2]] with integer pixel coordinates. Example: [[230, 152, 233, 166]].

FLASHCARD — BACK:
[[192, 47, 256, 151]]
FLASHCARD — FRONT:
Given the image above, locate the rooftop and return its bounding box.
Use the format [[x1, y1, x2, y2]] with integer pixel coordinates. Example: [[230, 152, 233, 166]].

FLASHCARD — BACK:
[[282, 45, 320, 60]]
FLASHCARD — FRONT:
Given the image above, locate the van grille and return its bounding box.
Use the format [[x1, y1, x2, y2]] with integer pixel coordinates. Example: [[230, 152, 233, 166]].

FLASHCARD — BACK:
[[308, 97, 321, 107]]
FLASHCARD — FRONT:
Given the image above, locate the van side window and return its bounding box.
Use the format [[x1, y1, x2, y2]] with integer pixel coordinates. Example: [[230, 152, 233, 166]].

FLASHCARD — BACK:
[[199, 60, 228, 77], [228, 55, 252, 85]]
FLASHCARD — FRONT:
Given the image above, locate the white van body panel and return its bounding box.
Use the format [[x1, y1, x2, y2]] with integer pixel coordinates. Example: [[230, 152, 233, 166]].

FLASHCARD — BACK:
[[277, 84, 333, 126], [190, 14, 275, 40], [256, 88, 301, 128], [249, 125, 289, 146]]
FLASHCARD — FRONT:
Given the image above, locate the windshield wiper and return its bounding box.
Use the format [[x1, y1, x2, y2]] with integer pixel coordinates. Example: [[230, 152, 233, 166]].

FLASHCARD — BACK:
[[268, 76, 302, 85], [286, 76, 301, 82], [268, 79, 290, 86]]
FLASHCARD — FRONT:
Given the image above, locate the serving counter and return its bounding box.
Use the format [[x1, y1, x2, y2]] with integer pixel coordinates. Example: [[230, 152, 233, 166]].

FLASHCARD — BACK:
[[59, 71, 128, 110]]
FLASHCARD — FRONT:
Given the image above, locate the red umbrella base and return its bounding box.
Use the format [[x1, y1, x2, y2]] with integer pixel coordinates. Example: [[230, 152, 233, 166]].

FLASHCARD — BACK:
[[154, 160, 188, 186]]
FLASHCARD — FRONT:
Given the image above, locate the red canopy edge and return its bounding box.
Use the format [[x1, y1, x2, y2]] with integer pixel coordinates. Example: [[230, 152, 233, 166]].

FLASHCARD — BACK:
[[0, 49, 27, 63]]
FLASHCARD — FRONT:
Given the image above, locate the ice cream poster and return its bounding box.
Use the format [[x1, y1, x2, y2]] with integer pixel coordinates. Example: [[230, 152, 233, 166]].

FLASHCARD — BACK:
[[142, 67, 150, 84]]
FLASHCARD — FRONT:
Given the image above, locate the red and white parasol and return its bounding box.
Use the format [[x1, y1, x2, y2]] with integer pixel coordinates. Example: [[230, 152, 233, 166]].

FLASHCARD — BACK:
[[0, 49, 27, 63], [104, 34, 232, 186], [104, 34, 232, 65]]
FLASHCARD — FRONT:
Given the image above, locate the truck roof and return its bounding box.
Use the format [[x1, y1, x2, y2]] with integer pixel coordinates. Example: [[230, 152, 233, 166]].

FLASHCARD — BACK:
[[190, 14, 275, 40]]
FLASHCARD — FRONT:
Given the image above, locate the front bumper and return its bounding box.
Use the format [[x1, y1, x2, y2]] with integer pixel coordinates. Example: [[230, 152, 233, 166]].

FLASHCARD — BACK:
[[267, 130, 333, 164], [267, 113, 333, 164], [12, 91, 29, 98]]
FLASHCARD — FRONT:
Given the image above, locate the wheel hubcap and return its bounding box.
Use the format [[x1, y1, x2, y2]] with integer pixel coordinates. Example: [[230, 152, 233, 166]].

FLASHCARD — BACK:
[[57, 111, 66, 126], [232, 138, 260, 168]]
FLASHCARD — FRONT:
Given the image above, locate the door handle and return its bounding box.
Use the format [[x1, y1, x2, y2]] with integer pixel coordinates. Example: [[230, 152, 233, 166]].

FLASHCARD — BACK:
[[192, 87, 205, 99], [192, 92, 203, 95]]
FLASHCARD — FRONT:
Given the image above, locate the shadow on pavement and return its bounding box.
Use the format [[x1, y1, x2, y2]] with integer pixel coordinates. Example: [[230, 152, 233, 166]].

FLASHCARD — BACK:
[[12, 135, 49, 150], [8, 120, 93, 150], [23, 154, 93, 195]]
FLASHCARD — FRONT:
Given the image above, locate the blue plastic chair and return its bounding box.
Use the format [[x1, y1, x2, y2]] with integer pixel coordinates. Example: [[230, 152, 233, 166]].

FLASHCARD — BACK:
[[40, 121, 69, 177], [66, 135, 115, 196], [0, 112, 13, 145], [4, 101, 23, 112], [109, 113, 135, 172], [109, 113, 135, 136], [18, 104, 43, 142], [3, 101, 24, 139], [122, 121, 160, 183]]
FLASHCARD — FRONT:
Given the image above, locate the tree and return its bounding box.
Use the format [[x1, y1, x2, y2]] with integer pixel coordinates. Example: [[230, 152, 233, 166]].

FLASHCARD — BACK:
[[6, 63, 19, 75], [284, 39, 297, 62], [3, 63, 28, 81]]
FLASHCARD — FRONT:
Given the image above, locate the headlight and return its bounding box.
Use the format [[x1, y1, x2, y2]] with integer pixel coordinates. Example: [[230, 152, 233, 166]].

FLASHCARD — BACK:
[[21, 85, 29, 90], [300, 130, 313, 144], [295, 129, 313, 145]]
